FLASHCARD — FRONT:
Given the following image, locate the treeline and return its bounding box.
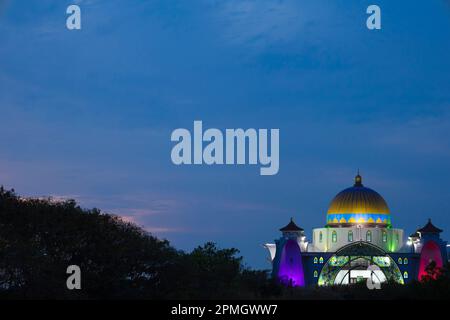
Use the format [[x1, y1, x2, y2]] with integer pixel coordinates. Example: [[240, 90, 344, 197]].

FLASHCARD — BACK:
[[0, 187, 276, 299], [0, 187, 449, 299]]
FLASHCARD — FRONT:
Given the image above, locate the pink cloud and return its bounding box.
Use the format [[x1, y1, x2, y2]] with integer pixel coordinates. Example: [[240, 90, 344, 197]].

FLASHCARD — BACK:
[[145, 226, 185, 234]]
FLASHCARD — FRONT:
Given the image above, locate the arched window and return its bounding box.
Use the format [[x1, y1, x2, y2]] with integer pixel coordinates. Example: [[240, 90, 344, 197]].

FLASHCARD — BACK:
[[314, 270, 318, 278], [382, 231, 387, 243], [332, 231, 337, 243], [404, 271, 408, 279], [398, 257, 403, 265], [404, 257, 408, 265], [319, 232, 323, 243], [319, 257, 324, 264], [348, 230, 353, 242], [314, 257, 318, 264], [366, 230, 372, 242], [396, 233, 399, 242]]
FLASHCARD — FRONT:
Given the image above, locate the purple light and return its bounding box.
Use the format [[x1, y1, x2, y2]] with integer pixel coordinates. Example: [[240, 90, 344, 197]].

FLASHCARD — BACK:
[[277, 239, 305, 287]]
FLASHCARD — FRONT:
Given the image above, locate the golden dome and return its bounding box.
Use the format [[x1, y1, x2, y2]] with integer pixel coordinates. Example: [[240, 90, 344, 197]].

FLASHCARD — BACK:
[[326, 173, 391, 227]]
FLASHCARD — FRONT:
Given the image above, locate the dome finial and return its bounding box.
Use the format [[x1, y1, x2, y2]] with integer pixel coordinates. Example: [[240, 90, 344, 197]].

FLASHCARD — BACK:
[[354, 170, 363, 187]]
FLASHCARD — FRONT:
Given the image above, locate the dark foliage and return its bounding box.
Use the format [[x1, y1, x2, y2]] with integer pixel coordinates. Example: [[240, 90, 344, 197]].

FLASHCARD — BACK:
[[0, 187, 179, 299]]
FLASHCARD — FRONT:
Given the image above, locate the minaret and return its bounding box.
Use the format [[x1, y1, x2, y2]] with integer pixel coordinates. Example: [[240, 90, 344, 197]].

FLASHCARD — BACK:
[[416, 219, 447, 280], [271, 218, 305, 286]]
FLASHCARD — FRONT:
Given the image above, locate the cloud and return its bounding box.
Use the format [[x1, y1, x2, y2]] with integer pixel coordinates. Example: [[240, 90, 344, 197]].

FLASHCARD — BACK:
[[215, 0, 303, 48], [0, 0, 10, 16], [144, 226, 184, 234], [208, 0, 342, 52], [45, 193, 188, 236], [118, 215, 136, 224], [368, 112, 450, 158]]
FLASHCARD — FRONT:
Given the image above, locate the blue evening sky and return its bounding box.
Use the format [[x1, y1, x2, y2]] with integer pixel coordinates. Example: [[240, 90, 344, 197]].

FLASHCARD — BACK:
[[0, 0, 449, 268]]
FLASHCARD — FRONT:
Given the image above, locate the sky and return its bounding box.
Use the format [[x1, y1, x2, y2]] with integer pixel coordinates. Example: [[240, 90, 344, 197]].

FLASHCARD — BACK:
[[0, 0, 449, 269]]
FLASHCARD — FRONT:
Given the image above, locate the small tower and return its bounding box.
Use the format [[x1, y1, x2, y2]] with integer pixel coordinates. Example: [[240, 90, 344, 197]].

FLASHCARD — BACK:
[[416, 219, 447, 280], [270, 218, 305, 287]]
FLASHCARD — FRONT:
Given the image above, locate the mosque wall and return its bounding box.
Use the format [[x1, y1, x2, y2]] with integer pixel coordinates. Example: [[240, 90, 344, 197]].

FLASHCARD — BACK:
[[310, 227, 404, 253]]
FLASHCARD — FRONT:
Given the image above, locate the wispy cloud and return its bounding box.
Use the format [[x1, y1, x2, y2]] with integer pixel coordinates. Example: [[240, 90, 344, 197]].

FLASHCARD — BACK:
[[215, 0, 303, 48], [0, 0, 10, 16], [209, 0, 341, 52], [369, 112, 450, 158], [144, 226, 185, 234], [118, 215, 183, 235]]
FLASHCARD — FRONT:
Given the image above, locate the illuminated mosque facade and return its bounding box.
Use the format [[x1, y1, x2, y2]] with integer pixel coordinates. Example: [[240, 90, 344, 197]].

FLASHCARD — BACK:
[[264, 173, 449, 286]]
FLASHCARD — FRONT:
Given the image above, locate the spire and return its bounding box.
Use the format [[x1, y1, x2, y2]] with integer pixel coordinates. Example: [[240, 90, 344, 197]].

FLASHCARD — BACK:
[[354, 170, 363, 187]]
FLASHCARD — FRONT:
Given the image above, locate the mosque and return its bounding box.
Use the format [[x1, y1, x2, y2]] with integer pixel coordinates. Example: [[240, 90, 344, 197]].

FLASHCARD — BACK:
[[264, 173, 449, 287]]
